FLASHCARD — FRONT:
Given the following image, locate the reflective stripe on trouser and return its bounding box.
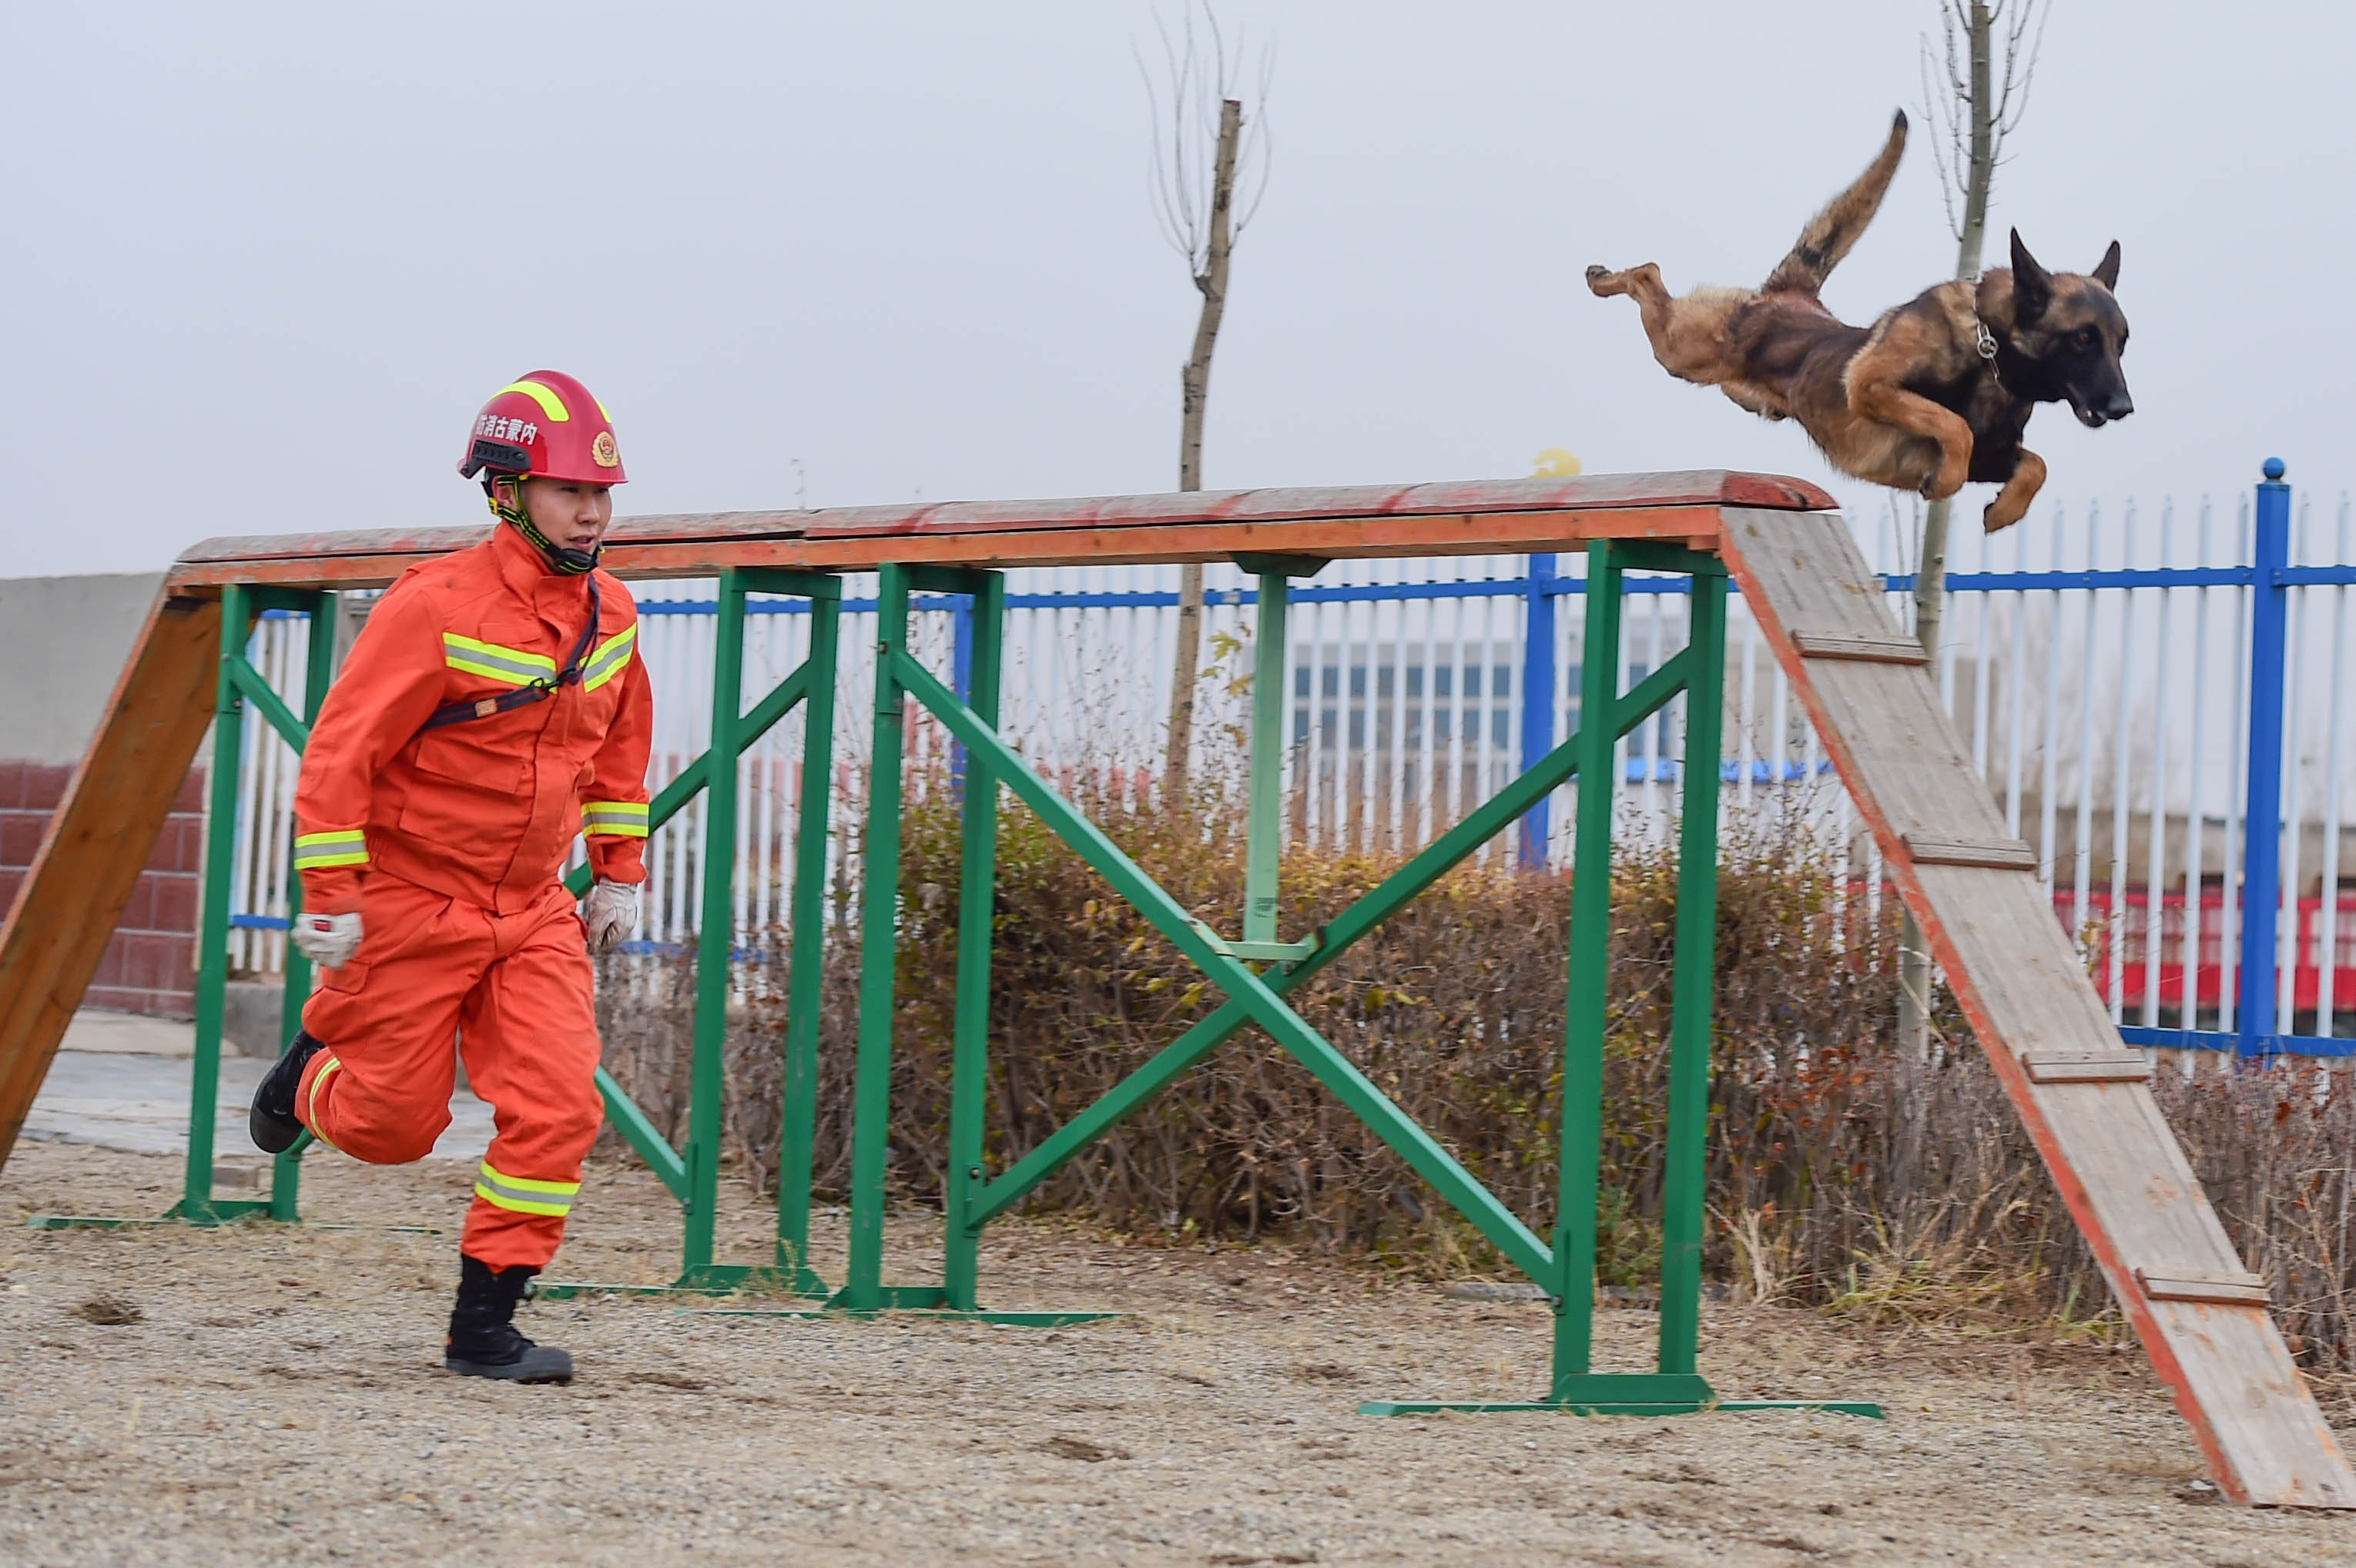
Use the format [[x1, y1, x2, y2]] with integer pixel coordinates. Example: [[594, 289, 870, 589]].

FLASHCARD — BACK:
[[474, 1160, 579, 1217], [295, 871, 602, 1271]]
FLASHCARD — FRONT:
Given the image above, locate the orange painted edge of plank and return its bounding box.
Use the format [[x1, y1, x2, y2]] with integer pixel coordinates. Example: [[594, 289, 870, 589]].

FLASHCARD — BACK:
[[1713, 504, 2354, 1509], [161, 504, 1741, 594], [167, 470, 1835, 566]]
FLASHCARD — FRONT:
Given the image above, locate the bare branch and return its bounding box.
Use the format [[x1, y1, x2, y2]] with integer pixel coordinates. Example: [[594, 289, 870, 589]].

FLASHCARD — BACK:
[[1233, 43, 1277, 237], [1991, 0, 2051, 143], [1138, 0, 1275, 271]]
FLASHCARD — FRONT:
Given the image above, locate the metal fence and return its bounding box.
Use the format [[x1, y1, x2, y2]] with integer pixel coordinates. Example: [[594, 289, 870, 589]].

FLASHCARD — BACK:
[[223, 474, 2356, 1052]]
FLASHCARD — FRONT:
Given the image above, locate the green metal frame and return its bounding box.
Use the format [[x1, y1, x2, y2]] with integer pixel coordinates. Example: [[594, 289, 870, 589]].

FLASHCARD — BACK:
[[545, 566, 843, 1297], [35, 572, 854, 1302], [724, 547, 1876, 1411], [33, 544, 1880, 1406]]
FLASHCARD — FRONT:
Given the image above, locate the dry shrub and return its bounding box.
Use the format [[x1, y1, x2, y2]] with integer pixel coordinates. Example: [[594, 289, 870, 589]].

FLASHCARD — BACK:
[[595, 776, 2356, 1371]]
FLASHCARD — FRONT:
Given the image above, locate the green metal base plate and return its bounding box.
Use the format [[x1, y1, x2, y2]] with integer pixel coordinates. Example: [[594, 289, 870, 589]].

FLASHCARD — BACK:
[[1362, 1399, 1883, 1419], [681, 1307, 1121, 1327], [27, 1211, 439, 1235], [1362, 1371, 1881, 1419], [535, 1264, 830, 1302]]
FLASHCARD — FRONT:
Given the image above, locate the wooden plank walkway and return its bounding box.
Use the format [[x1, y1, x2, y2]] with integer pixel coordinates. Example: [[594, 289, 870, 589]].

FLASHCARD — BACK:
[[0, 473, 1823, 1173], [1718, 504, 2356, 1509]]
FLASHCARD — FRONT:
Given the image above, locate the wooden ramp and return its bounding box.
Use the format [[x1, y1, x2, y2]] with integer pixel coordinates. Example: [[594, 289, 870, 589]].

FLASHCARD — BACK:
[[1719, 505, 2356, 1509]]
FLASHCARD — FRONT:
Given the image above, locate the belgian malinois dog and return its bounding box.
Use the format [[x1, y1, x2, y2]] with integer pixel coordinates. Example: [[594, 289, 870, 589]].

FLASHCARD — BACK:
[[1584, 111, 2131, 531]]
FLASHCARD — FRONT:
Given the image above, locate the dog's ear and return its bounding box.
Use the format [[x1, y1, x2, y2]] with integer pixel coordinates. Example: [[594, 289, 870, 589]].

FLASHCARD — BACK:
[[2009, 228, 2053, 321], [2090, 240, 2121, 291]]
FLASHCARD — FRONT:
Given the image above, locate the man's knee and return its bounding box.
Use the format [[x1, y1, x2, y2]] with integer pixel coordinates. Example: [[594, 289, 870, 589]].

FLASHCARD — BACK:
[[538, 1085, 605, 1158], [325, 1107, 454, 1165]]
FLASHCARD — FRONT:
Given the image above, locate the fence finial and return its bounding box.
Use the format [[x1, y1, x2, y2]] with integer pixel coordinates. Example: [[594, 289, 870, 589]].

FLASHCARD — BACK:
[[2264, 457, 2287, 481]]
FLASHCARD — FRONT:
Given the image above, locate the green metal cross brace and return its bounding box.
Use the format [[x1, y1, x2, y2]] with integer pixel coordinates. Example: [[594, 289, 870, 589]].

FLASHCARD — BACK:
[[891, 645, 1555, 1285], [960, 652, 1701, 1232]]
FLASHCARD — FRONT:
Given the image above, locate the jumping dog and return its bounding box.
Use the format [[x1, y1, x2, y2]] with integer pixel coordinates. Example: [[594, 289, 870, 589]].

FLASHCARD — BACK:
[[1584, 111, 2131, 531]]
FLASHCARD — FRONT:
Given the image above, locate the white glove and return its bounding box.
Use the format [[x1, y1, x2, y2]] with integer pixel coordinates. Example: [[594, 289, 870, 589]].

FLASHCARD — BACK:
[[291, 910, 364, 970], [584, 879, 641, 955]]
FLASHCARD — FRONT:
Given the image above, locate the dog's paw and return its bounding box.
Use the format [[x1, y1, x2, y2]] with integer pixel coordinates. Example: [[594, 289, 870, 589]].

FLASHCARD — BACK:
[[1584, 265, 1620, 296], [1982, 498, 2025, 534]]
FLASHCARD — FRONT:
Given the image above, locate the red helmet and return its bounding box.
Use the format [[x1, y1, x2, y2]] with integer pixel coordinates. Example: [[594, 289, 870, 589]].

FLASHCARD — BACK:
[[457, 370, 627, 486]]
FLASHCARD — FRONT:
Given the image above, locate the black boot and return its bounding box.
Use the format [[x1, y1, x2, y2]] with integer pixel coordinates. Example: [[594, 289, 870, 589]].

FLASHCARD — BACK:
[[247, 1030, 328, 1154], [445, 1254, 573, 1383]]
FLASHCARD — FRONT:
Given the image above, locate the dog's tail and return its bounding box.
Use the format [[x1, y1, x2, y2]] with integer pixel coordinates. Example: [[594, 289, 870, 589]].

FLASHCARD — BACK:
[[1761, 110, 1908, 296]]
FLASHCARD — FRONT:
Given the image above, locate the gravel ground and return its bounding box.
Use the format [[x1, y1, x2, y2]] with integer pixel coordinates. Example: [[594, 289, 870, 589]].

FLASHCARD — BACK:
[[4, 1141, 2354, 1566]]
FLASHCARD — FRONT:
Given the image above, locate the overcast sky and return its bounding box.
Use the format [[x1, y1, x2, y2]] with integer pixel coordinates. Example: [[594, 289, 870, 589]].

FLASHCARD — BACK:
[[2, 1, 2347, 578]]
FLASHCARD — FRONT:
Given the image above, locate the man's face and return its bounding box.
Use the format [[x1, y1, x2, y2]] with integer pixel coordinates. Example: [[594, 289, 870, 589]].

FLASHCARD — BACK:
[[506, 476, 614, 554]]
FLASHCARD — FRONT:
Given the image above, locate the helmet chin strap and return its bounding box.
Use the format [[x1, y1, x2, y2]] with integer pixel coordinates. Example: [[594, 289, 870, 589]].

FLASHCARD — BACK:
[[486, 477, 601, 575]]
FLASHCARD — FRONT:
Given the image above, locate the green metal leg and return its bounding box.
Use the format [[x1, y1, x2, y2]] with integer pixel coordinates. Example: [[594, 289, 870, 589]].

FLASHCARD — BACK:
[[1243, 572, 1288, 947], [943, 572, 1004, 1310], [1552, 542, 1623, 1390], [1363, 551, 1877, 1421], [841, 565, 913, 1311], [166, 585, 264, 1226], [270, 592, 337, 1221], [541, 569, 843, 1302], [679, 569, 747, 1280], [775, 595, 840, 1291], [1658, 575, 1724, 1375]]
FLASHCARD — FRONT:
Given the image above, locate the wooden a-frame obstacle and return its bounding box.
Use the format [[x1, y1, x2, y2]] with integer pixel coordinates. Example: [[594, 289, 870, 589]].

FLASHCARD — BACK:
[[0, 471, 2348, 1507]]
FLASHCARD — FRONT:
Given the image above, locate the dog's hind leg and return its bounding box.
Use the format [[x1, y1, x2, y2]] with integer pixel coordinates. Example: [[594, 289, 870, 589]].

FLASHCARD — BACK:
[[1585, 264, 1744, 388], [1982, 447, 2046, 532]]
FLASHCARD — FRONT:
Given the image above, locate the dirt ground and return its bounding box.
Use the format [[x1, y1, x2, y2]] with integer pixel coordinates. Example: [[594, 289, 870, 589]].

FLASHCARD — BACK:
[[3, 1143, 2353, 1567]]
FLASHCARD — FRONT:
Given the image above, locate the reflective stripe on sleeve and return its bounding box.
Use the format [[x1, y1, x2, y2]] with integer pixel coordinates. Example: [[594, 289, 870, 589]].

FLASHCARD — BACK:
[[581, 625, 637, 692], [442, 633, 558, 687], [473, 1161, 581, 1218], [292, 829, 369, 870], [581, 801, 649, 838]]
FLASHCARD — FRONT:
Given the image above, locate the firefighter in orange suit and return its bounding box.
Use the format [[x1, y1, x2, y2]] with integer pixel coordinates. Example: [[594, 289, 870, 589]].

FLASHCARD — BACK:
[[249, 371, 652, 1383]]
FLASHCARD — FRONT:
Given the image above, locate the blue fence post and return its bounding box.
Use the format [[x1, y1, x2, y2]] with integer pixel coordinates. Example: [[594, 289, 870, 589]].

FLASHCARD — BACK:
[[1518, 554, 1558, 868], [2237, 457, 2292, 1058]]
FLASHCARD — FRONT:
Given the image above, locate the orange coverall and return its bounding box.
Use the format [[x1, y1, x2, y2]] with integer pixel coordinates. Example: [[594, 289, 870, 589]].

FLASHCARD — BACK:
[[289, 523, 652, 1270]]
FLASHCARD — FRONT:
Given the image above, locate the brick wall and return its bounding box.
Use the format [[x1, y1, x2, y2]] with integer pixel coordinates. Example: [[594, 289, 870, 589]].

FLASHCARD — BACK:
[[0, 759, 205, 1018]]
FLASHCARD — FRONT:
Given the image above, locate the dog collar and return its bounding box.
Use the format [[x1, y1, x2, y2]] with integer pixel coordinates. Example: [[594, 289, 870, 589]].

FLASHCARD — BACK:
[[1972, 317, 1999, 362]]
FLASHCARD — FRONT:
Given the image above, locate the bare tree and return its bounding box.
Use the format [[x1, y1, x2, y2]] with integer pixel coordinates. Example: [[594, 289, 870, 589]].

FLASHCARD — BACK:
[[1913, 0, 2049, 660], [1900, 0, 2049, 1055], [1141, 2, 1271, 795]]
